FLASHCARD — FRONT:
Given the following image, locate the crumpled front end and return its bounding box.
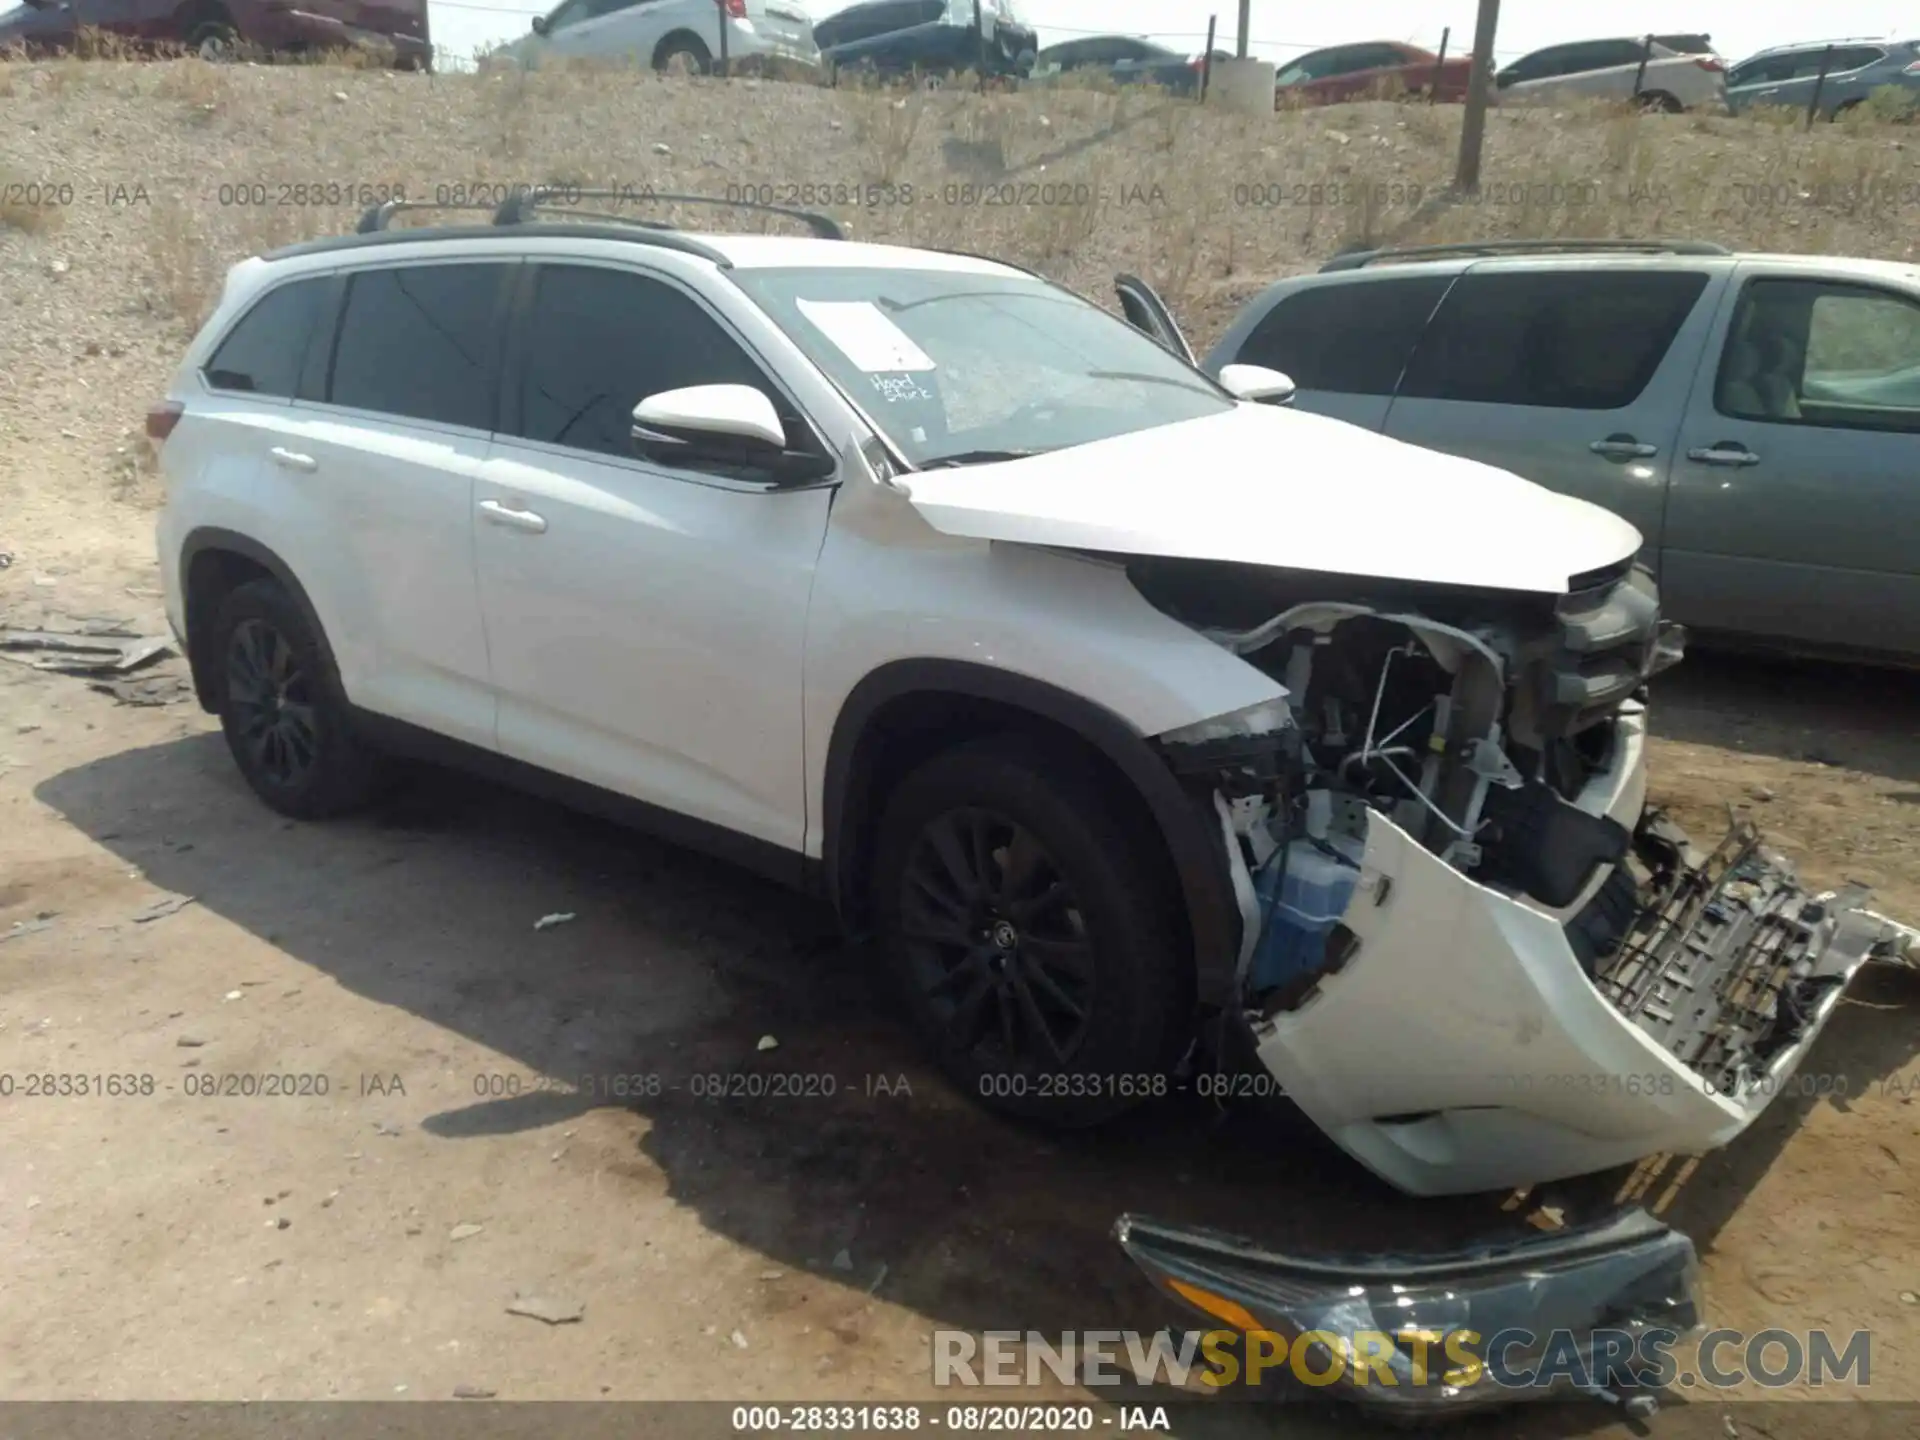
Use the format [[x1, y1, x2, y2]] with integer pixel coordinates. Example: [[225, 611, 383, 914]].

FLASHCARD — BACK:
[[1246, 806, 1890, 1196], [1137, 555, 1891, 1196]]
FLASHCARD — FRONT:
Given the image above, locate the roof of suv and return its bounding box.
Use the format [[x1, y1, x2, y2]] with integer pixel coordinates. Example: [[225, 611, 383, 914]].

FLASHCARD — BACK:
[[263, 224, 1030, 277], [1316, 240, 1920, 286]]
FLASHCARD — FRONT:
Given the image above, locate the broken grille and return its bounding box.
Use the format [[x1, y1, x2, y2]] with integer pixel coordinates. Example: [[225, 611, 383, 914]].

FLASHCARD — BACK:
[[1594, 818, 1818, 1097]]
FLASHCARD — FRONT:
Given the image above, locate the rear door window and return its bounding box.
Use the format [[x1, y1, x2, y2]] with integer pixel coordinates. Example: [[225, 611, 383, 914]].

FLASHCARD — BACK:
[[1397, 270, 1708, 410], [326, 262, 512, 430], [1235, 276, 1451, 396], [204, 277, 329, 397]]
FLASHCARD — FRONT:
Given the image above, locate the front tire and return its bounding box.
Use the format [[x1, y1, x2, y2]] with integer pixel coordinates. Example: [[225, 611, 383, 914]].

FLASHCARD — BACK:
[[210, 579, 383, 820], [872, 737, 1186, 1126]]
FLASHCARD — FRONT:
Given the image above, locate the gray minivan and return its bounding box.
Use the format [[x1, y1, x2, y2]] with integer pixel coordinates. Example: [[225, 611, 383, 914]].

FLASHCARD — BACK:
[[1154, 241, 1920, 664]]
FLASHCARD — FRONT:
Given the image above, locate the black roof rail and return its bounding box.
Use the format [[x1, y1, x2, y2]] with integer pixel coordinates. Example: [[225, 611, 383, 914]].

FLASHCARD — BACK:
[[493, 187, 847, 239], [277, 221, 735, 267], [355, 200, 498, 233], [1319, 238, 1733, 272]]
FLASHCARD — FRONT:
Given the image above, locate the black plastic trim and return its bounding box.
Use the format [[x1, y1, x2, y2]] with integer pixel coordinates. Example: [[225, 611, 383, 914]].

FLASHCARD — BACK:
[[176, 528, 342, 715], [345, 709, 816, 893], [820, 659, 1243, 1008]]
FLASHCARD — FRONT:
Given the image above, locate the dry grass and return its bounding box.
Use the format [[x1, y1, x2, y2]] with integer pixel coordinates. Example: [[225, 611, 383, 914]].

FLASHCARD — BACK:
[[1, 64, 1917, 359]]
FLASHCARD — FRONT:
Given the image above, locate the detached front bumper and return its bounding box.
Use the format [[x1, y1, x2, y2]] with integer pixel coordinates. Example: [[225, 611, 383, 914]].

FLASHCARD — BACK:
[[1250, 802, 1887, 1197], [1116, 1207, 1698, 1414]]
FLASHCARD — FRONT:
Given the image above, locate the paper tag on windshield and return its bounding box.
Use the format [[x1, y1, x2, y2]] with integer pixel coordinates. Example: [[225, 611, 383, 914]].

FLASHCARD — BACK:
[[797, 300, 936, 373]]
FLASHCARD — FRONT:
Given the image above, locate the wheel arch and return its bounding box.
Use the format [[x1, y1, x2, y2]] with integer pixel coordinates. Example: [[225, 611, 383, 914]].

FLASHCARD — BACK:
[[820, 659, 1244, 1011], [651, 27, 711, 69], [179, 528, 338, 713]]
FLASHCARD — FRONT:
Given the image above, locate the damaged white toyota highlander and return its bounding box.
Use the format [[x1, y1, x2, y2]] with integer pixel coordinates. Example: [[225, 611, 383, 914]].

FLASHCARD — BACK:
[[154, 194, 1897, 1199]]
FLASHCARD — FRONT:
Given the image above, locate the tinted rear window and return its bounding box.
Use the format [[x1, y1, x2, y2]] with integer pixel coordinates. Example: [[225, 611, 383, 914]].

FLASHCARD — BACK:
[[204, 278, 328, 397], [1235, 275, 1451, 396], [326, 263, 510, 430], [1397, 270, 1707, 410]]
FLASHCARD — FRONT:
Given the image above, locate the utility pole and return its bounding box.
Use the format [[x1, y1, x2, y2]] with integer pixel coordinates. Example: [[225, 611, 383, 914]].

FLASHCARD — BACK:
[[1453, 0, 1500, 193], [1235, 0, 1249, 58]]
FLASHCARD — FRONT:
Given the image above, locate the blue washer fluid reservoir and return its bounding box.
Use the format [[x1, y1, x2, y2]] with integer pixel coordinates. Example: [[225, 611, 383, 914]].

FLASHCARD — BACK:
[[1249, 835, 1364, 995]]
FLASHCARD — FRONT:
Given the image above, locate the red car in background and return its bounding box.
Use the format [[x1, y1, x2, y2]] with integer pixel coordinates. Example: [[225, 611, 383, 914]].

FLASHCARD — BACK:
[[1274, 39, 1473, 105], [0, 0, 430, 66]]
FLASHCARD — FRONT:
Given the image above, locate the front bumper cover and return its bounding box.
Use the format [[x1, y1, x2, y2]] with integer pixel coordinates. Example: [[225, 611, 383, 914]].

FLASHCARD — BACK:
[[1248, 803, 1887, 1197], [1115, 1207, 1699, 1415]]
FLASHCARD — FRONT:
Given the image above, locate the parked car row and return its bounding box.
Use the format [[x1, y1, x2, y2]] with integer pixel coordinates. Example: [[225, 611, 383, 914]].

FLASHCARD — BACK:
[[1022, 26, 1917, 120]]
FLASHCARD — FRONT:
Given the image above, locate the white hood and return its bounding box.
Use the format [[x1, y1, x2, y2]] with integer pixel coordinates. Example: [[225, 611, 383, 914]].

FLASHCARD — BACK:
[[902, 404, 1643, 595]]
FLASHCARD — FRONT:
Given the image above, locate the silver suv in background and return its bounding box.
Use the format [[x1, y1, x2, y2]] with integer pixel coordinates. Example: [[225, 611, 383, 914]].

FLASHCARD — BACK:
[[1196, 240, 1920, 665], [1726, 37, 1920, 120], [1495, 35, 1728, 111], [490, 0, 819, 73]]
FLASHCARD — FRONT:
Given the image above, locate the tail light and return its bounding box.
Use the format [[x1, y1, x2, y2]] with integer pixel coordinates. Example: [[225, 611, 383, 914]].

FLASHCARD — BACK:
[[718, 0, 745, 16], [146, 400, 183, 443], [1693, 56, 1723, 71], [1905, 58, 1920, 75]]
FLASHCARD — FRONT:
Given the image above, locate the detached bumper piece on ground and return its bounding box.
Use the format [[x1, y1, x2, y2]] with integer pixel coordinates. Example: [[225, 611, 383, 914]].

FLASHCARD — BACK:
[[1115, 1207, 1699, 1417]]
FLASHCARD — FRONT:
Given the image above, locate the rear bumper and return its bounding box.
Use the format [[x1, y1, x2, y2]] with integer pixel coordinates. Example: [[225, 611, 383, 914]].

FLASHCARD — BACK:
[[727, 18, 821, 67], [252, 5, 431, 62], [1252, 796, 1884, 1197]]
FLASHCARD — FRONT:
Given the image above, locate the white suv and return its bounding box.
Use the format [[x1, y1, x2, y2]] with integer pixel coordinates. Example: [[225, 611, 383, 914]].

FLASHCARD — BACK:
[[152, 193, 1886, 1198], [1496, 35, 1729, 112], [491, 0, 819, 73]]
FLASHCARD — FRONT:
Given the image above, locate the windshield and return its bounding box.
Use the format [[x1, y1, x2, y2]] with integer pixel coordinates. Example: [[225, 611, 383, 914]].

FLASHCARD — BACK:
[[729, 267, 1233, 468]]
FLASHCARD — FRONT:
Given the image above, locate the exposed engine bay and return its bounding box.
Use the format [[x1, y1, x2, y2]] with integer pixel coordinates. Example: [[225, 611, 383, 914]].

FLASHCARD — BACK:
[[1128, 553, 1886, 1130]]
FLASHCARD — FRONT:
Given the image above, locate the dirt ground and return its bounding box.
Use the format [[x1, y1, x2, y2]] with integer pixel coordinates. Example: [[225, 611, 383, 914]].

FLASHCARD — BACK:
[[4, 57, 1920, 1438]]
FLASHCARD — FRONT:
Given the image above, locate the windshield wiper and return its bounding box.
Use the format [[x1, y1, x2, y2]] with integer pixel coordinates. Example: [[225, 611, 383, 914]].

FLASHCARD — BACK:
[[918, 448, 1049, 468]]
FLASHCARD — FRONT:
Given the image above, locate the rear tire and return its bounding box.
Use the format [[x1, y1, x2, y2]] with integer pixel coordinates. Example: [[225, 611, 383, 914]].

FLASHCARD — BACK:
[[210, 579, 384, 820], [653, 33, 711, 74], [872, 737, 1186, 1127], [188, 20, 238, 59]]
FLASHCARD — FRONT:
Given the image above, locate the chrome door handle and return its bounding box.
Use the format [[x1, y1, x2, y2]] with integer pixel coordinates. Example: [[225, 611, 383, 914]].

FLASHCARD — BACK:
[[1686, 444, 1761, 468], [269, 447, 317, 472], [478, 498, 548, 534], [1589, 438, 1658, 460]]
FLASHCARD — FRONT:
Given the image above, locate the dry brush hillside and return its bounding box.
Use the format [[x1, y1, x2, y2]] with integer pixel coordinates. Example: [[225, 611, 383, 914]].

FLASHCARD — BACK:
[[2, 60, 1918, 596]]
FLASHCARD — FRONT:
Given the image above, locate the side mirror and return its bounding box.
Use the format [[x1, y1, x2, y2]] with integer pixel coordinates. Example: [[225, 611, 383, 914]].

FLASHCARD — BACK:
[[631, 384, 832, 482], [530, 14, 549, 34], [1219, 363, 1296, 405]]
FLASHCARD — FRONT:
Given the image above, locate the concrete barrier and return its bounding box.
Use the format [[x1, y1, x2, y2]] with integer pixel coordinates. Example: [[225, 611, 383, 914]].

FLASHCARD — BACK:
[[1208, 56, 1276, 115]]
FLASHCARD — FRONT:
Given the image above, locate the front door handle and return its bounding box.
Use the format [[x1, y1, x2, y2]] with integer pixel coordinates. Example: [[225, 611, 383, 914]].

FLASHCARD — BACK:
[[478, 498, 548, 534], [269, 447, 317, 472], [1686, 443, 1761, 468], [1590, 436, 1659, 460]]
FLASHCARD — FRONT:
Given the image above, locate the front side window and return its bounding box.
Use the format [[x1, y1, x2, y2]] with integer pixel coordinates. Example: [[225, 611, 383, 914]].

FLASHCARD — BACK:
[[1398, 270, 1707, 410], [1717, 279, 1920, 433], [204, 277, 327, 397], [1277, 47, 1363, 85], [514, 264, 787, 460], [730, 267, 1233, 467], [1236, 276, 1450, 396], [545, 0, 633, 33], [326, 263, 510, 430]]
